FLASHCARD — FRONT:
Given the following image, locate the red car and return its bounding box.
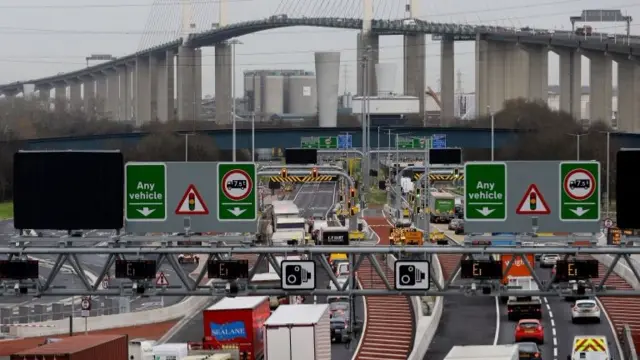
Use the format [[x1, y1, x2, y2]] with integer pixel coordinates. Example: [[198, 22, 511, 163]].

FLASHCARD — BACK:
[[514, 319, 544, 344]]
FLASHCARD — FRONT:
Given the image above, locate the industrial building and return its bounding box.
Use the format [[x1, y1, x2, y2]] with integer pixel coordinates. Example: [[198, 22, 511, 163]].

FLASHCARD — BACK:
[[243, 69, 317, 121]]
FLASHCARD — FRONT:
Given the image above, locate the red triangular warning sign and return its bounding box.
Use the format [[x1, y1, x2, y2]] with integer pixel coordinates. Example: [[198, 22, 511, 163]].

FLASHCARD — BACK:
[[175, 184, 209, 215], [156, 272, 169, 286], [516, 184, 550, 215]]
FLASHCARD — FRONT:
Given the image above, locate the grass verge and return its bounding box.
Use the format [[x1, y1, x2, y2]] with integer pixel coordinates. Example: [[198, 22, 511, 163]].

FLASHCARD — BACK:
[[0, 202, 13, 220]]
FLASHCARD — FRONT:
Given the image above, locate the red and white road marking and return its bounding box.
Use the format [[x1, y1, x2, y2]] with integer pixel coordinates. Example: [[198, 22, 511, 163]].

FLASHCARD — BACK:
[[354, 217, 414, 360], [438, 254, 462, 282]]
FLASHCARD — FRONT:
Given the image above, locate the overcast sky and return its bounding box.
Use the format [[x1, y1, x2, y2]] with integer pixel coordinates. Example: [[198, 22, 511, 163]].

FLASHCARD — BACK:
[[0, 0, 638, 96]]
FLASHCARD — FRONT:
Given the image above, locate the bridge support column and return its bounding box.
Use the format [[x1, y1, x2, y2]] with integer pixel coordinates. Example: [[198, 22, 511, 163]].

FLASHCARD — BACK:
[[586, 52, 613, 125], [156, 50, 175, 122], [504, 44, 548, 102], [83, 77, 95, 115], [615, 58, 640, 132], [194, 49, 203, 121], [215, 44, 232, 124], [403, 34, 425, 116], [118, 65, 132, 121], [149, 55, 159, 122], [440, 36, 455, 124], [177, 46, 196, 122], [475, 38, 489, 117], [526, 46, 548, 102], [357, 32, 379, 96], [556, 48, 581, 118], [476, 39, 509, 115], [69, 82, 82, 111], [54, 83, 66, 111], [96, 75, 107, 115], [135, 55, 151, 125], [106, 70, 119, 120]]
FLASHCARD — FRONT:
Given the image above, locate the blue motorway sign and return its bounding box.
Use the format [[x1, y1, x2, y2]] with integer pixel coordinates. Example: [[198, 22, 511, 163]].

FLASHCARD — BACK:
[[432, 134, 447, 149], [338, 134, 352, 149]]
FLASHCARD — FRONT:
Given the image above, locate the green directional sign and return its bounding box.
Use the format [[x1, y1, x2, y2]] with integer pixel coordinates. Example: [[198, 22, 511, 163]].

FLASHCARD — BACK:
[[464, 162, 507, 221], [300, 137, 319, 149], [413, 137, 430, 149], [217, 162, 258, 221], [397, 137, 415, 149], [125, 162, 167, 221], [559, 161, 600, 221], [319, 136, 338, 149]]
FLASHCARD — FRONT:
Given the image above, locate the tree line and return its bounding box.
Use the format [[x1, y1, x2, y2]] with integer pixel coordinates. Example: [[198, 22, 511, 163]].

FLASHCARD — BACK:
[[0, 97, 619, 202]]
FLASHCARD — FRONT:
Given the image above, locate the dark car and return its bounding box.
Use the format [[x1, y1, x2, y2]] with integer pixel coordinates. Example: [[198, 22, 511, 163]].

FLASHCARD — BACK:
[[517, 342, 541, 359], [330, 311, 350, 343], [454, 221, 464, 235]]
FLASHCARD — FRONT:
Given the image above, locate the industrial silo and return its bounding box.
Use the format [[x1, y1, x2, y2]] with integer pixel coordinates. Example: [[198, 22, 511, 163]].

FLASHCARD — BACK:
[[375, 63, 397, 96], [243, 72, 256, 111], [315, 52, 340, 127], [287, 75, 317, 114], [261, 75, 284, 115]]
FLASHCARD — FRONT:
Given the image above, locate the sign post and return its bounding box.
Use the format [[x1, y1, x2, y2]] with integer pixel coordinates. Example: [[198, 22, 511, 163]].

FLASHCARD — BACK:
[[217, 163, 258, 221], [464, 162, 508, 221], [559, 162, 600, 221], [318, 136, 338, 149], [125, 163, 167, 221]]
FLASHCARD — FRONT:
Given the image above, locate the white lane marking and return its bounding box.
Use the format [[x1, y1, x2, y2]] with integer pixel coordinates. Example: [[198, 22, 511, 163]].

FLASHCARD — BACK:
[[492, 296, 500, 345], [548, 306, 558, 360]]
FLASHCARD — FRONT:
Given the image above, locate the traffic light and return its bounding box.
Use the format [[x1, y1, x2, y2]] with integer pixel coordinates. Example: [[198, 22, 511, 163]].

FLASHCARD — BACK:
[[280, 168, 288, 178], [347, 201, 351, 209], [454, 168, 459, 177], [350, 207, 357, 216], [529, 192, 537, 210], [350, 188, 356, 198], [311, 167, 318, 178], [188, 193, 196, 211]]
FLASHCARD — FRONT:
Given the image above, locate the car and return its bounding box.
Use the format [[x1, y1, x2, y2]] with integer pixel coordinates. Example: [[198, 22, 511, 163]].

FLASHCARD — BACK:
[[516, 342, 541, 359], [448, 218, 463, 231], [330, 311, 350, 343], [571, 299, 601, 323], [336, 262, 350, 277], [454, 221, 464, 235], [540, 254, 559, 268], [514, 319, 544, 344], [178, 254, 200, 264]]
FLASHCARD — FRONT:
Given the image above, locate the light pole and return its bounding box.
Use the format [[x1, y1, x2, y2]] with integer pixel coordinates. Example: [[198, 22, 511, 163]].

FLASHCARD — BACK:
[[229, 39, 243, 162], [598, 131, 611, 215], [487, 105, 495, 161], [183, 133, 195, 161], [567, 133, 587, 160]]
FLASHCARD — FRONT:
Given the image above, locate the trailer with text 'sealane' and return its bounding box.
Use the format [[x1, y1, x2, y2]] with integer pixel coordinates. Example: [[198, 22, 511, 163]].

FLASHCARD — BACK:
[[444, 345, 519, 360], [264, 304, 331, 360], [199, 296, 271, 360]]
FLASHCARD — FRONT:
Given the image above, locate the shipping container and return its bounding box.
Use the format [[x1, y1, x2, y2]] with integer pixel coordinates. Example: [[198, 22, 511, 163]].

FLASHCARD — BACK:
[[128, 338, 155, 360], [202, 296, 270, 360], [501, 254, 536, 284], [152, 343, 188, 360], [264, 304, 331, 360], [11, 334, 128, 360]]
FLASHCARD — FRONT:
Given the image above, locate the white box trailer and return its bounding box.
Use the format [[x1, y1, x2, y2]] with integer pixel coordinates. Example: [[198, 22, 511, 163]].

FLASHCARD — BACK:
[[444, 345, 519, 360], [264, 304, 331, 360]]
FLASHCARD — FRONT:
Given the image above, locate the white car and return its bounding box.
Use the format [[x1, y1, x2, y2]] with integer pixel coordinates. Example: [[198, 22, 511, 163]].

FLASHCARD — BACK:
[[540, 254, 559, 268], [571, 299, 601, 323]]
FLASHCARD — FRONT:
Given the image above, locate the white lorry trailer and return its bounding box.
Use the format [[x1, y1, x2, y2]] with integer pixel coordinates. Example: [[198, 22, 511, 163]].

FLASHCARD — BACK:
[[444, 345, 519, 360], [264, 304, 331, 360]]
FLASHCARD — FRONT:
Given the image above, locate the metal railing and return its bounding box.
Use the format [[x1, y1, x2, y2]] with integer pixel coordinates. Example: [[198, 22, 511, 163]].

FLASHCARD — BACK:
[[619, 324, 638, 360]]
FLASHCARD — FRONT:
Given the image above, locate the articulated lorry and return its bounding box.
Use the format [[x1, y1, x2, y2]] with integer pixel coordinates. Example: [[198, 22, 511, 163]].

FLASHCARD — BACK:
[[444, 345, 519, 360], [505, 276, 543, 321], [429, 191, 456, 223]]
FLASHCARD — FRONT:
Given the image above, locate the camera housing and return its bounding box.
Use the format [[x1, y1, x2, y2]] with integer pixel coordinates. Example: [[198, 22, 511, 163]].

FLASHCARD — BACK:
[[285, 264, 312, 286]]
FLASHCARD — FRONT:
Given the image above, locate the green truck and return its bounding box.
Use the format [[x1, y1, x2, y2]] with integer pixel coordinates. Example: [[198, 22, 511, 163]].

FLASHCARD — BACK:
[[429, 191, 456, 223]]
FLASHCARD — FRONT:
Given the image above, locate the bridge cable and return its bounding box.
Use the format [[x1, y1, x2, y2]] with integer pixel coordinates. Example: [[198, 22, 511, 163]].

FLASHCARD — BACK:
[[137, 0, 161, 50], [290, 0, 309, 18], [147, 0, 171, 49], [343, 0, 357, 19]]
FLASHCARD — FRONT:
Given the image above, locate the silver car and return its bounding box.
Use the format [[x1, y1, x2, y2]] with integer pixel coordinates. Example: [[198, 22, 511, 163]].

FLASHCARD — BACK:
[[571, 299, 601, 323], [449, 218, 463, 231], [540, 254, 559, 268]]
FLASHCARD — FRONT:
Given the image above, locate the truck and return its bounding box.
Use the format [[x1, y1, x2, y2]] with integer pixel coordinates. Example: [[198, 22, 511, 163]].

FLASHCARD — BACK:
[[128, 338, 156, 360], [264, 304, 331, 360], [318, 225, 349, 246], [153, 343, 189, 360], [11, 334, 129, 360], [505, 276, 543, 321], [200, 296, 271, 360], [444, 345, 519, 360], [429, 191, 456, 223], [575, 25, 593, 36], [271, 217, 307, 245]]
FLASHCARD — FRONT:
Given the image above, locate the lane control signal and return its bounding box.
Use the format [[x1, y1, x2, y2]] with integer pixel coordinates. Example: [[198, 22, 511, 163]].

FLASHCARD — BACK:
[[454, 168, 459, 177], [347, 201, 351, 209], [350, 188, 356, 198], [281, 168, 288, 178], [311, 168, 318, 178]]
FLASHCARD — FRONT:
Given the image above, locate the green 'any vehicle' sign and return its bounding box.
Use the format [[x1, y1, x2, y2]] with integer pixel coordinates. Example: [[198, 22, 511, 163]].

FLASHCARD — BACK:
[[125, 162, 167, 221], [464, 162, 507, 221]]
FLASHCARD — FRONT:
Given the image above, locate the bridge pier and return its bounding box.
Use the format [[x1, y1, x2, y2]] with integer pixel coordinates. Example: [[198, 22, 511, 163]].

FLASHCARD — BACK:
[[215, 43, 232, 124], [83, 76, 95, 115], [37, 86, 50, 104], [53, 82, 66, 111], [403, 34, 425, 115], [117, 65, 132, 121], [106, 70, 119, 120], [440, 36, 455, 123], [616, 58, 640, 132], [96, 74, 107, 115], [135, 56, 151, 125], [585, 52, 613, 125], [356, 32, 378, 96], [555, 48, 582, 118], [69, 81, 82, 111], [177, 46, 196, 122], [156, 50, 175, 122]]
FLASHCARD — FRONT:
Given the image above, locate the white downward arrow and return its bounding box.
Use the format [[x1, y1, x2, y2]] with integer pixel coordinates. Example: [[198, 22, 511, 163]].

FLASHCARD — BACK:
[[136, 207, 156, 217], [570, 207, 590, 217], [476, 207, 496, 217], [228, 207, 247, 217]]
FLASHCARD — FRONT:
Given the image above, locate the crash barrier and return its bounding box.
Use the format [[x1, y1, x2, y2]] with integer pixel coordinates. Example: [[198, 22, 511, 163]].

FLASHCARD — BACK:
[[620, 324, 639, 360], [381, 208, 445, 360], [269, 175, 338, 182]]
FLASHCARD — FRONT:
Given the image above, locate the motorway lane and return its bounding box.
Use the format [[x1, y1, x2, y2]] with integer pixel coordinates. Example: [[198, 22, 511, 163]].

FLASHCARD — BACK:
[[424, 225, 497, 360]]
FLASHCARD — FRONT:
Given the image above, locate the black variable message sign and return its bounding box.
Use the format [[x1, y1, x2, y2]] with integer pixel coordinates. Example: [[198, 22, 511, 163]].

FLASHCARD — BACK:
[[13, 151, 124, 230], [115, 259, 156, 280], [285, 148, 318, 165], [429, 148, 462, 165], [460, 259, 502, 280], [555, 260, 599, 281], [207, 260, 249, 280], [322, 230, 349, 245], [616, 149, 640, 229], [0, 260, 39, 280]]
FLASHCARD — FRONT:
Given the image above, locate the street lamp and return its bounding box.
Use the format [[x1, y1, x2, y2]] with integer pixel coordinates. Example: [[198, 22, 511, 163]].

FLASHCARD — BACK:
[[183, 133, 195, 161], [229, 38, 243, 162], [598, 131, 611, 215], [566, 133, 587, 160], [487, 105, 495, 161]]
